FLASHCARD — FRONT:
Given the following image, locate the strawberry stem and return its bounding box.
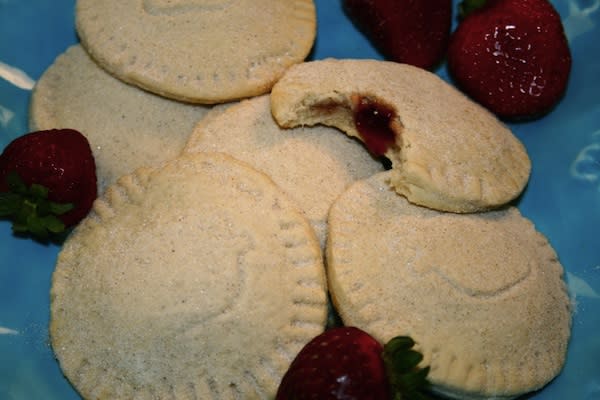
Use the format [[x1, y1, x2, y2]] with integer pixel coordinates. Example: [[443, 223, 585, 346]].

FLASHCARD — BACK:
[[458, 0, 488, 19], [0, 172, 73, 240], [383, 336, 432, 400]]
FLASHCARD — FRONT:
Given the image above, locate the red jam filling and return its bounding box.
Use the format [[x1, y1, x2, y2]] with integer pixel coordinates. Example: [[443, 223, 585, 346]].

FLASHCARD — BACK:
[[353, 96, 396, 156]]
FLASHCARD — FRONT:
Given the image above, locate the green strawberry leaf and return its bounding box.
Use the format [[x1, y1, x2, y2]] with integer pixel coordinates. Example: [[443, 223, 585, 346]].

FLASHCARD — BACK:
[[458, 0, 488, 19], [29, 182, 49, 200], [1, 171, 73, 241], [41, 215, 66, 233], [26, 214, 49, 239], [405, 350, 424, 368], [6, 171, 27, 194], [49, 201, 74, 215], [0, 192, 21, 216], [383, 336, 432, 400]]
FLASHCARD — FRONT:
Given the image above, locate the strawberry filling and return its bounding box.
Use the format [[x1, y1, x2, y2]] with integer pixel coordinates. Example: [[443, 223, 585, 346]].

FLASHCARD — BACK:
[[352, 95, 397, 156]]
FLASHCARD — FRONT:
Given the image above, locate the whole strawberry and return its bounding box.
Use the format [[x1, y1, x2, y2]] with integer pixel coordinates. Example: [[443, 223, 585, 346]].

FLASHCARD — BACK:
[[343, 0, 452, 70], [275, 326, 431, 400], [447, 0, 571, 119], [0, 128, 97, 239]]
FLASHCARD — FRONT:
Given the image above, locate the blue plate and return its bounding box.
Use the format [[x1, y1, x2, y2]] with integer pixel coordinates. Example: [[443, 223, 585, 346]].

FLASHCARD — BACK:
[[1, 1, 599, 399]]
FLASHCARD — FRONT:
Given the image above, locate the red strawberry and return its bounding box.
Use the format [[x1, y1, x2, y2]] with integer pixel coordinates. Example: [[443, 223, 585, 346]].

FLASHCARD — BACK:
[[343, 0, 453, 70], [275, 326, 431, 400], [0, 128, 97, 239], [447, 0, 572, 119]]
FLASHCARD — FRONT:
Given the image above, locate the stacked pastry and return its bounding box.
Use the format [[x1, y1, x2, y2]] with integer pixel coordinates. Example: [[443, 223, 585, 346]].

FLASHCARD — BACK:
[[270, 59, 571, 400], [35, 1, 571, 399]]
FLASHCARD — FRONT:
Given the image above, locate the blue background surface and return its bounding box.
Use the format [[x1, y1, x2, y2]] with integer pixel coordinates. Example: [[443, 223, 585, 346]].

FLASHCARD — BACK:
[[1, 0, 599, 399]]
